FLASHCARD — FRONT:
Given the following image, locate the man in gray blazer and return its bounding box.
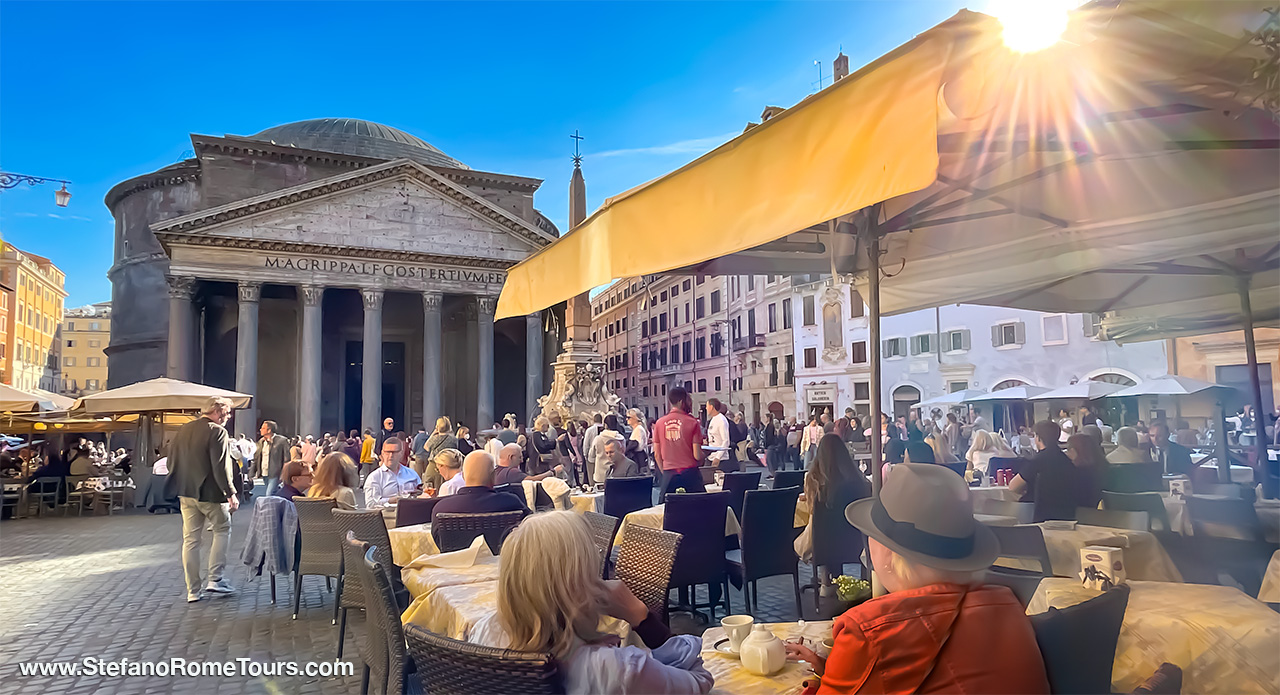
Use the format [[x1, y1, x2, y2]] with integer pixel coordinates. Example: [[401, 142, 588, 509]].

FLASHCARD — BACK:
[[254, 420, 290, 497], [165, 396, 239, 603]]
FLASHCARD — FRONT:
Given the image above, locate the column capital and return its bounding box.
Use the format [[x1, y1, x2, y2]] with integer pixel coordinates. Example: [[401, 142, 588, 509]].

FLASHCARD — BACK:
[[361, 287, 384, 311], [237, 281, 262, 304], [422, 291, 443, 311], [475, 295, 499, 318], [167, 275, 196, 300], [300, 284, 325, 307]]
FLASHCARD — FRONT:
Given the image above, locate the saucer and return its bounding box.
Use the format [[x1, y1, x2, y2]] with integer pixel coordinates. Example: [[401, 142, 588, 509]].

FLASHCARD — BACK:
[[712, 638, 740, 659]]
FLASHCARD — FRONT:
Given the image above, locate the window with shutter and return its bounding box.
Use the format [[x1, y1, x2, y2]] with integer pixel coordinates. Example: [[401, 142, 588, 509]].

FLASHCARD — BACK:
[[991, 325, 1003, 347], [804, 347, 817, 368], [802, 296, 816, 325], [960, 329, 971, 350], [1014, 321, 1027, 345], [1083, 313, 1101, 338], [851, 341, 867, 363]]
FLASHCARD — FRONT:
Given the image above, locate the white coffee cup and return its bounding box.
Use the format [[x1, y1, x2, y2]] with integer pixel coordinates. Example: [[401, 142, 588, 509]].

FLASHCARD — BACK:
[[721, 615, 754, 652]]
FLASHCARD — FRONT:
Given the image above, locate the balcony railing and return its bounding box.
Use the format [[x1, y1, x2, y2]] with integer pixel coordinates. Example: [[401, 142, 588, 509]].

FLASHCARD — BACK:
[[732, 334, 766, 351]]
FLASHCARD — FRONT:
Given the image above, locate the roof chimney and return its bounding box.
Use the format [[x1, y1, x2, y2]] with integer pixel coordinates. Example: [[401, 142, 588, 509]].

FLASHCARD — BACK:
[[833, 52, 849, 82]]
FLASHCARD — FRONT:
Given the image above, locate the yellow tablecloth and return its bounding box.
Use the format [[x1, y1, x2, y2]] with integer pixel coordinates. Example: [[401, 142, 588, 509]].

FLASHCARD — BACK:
[[700, 620, 832, 694], [386, 522, 440, 566], [401, 555, 501, 601], [1037, 523, 1182, 582], [1162, 494, 1280, 542], [616, 503, 741, 546], [1029, 578, 1280, 694], [1259, 550, 1280, 603], [569, 492, 605, 514]]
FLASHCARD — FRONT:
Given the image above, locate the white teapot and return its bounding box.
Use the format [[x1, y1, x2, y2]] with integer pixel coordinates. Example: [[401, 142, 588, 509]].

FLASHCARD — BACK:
[[739, 624, 787, 676]]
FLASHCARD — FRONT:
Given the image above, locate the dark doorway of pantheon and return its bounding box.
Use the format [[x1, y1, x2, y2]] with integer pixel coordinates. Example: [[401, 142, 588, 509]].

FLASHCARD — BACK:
[[344, 341, 406, 434]]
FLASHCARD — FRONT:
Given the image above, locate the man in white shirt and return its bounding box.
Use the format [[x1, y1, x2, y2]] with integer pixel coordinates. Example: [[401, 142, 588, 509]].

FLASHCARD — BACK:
[[362, 437, 422, 509], [704, 398, 736, 472]]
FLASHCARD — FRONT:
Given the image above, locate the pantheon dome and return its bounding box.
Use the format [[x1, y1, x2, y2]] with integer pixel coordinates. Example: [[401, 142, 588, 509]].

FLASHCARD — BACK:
[[248, 118, 468, 169]]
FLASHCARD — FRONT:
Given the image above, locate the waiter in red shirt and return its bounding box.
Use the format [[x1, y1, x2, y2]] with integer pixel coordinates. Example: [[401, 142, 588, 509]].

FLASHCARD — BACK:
[[652, 386, 705, 502]]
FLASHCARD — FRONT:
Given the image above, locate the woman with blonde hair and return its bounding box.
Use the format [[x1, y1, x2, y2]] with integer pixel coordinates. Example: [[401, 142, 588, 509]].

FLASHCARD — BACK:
[[306, 452, 358, 509], [965, 430, 1000, 476], [420, 416, 457, 489], [434, 448, 466, 496], [495, 511, 714, 694]]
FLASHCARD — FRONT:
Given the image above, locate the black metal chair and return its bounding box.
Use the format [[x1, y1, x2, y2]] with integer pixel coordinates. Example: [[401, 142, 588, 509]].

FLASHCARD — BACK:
[[292, 497, 341, 620], [663, 491, 732, 620], [1032, 467, 1081, 522], [1101, 491, 1171, 532], [722, 471, 761, 521], [615, 524, 682, 624], [979, 498, 1036, 524], [405, 623, 563, 694], [1194, 482, 1256, 502], [727, 487, 802, 617], [772, 470, 806, 491], [1030, 584, 1129, 695], [1, 486, 21, 519], [990, 524, 1054, 576], [395, 497, 440, 528], [332, 509, 399, 659], [1075, 507, 1149, 531], [603, 475, 654, 520], [354, 541, 422, 695], [1103, 463, 1163, 493], [1185, 495, 1265, 541], [433, 510, 525, 554], [26, 477, 60, 516], [582, 511, 619, 578], [804, 489, 867, 613], [984, 568, 1043, 608]]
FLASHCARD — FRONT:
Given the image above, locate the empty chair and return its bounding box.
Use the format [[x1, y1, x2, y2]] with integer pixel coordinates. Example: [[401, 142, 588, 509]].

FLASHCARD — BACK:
[[582, 511, 619, 578], [614, 524, 682, 624], [941, 461, 968, 478], [772, 470, 806, 491], [405, 623, 562, 695], [980, 499, 1035, 524], [332, 509, 398, 659], [1075, 507, 1150, 531], [433, 510, 525, 554], [983, 568, 1043, 608], [1185, 495, 1265, 541], [727, 487, 802, 617], [1032, 467, 1082, 523], [1103, 463, 1162, 493], [292, 497, 341, 620], [1195, 482, 1256, 502], [721, 471, 761, 520], [602, 475, 653, 520], [342, 532, 380, 694], [26, 477, 60, 516], [1030, 584, 1130, 695], [1, 486, 21, 519], [989, 525, 1053, 576], [353, 541, 422, 695], [664, 491, 732, 620], [395, 496, 441, 528], [1101, 491, 1171, 532]]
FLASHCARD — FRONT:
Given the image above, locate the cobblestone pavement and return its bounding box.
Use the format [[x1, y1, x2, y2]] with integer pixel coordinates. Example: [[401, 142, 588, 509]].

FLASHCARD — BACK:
[[1, 474, 853, 694]]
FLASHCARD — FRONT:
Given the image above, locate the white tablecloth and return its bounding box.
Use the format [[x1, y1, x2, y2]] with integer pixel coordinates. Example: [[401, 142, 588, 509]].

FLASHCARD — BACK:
[[997, 523, 1182, 582], [1029, 578, 1280, 694], [969, 485, 1020, 510], [1196, 463, 1255, 484], [616, 503, 741, 546], [1162, 494, 1280, 542], [700, 621, 831, 694], [386, 522, 440, 565]]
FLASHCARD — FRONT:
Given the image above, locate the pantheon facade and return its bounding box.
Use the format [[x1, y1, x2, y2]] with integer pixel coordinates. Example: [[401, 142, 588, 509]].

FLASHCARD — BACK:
[[106, 118, 563, 437]]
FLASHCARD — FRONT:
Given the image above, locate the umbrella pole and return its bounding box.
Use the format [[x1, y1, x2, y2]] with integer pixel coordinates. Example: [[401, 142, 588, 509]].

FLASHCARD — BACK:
[[1237, 276, 1269, 494], [1218, 399, 1231, 484], [865, 213, 885, 597]]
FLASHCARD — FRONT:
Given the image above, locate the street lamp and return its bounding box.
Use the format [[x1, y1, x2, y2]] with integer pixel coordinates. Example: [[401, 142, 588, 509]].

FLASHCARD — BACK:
[[0, 172, 73, 207]]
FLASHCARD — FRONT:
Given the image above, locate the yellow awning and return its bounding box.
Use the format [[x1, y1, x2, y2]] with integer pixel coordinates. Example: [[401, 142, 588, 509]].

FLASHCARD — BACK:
[[495, 12, 960, 319]]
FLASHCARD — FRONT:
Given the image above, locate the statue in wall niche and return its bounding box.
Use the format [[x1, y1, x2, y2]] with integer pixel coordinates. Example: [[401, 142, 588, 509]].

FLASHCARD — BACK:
[[822, 285, 847, 363]]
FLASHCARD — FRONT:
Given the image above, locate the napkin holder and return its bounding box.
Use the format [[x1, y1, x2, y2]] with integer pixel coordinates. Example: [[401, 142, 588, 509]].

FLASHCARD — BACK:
[[1079, 545, 1126, 590], [1169, 479, 1190, 498]]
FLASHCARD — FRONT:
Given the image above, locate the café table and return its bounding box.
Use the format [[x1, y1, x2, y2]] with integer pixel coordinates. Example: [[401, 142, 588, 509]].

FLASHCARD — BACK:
[[700, 620, 831, 694], [1195, 463, 1255, 485], [1259, 549, 1280, 603], [568, 491, 605, 514], [1162, 493, 1280, 542], [386, 522, 441, 566], [615, 502, 741, 546], [998, 523, 1183, 582], [380, 504, 397, 528], [401, 554, 501, 601], [968, 485, 1020, 509], [1029, 578, 1280, 694]]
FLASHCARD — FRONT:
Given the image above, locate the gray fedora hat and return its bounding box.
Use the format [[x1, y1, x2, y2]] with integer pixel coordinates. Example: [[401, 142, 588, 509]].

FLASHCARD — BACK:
[[845, 463, 998, 572]]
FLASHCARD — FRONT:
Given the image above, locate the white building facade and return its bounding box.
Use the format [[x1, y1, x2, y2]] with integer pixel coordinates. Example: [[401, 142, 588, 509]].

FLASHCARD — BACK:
[[790, 276, 1169, 425]]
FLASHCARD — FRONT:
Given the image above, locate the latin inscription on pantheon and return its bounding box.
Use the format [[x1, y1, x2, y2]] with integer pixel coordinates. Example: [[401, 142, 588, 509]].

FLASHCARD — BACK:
[[263, 256, 504, 285]]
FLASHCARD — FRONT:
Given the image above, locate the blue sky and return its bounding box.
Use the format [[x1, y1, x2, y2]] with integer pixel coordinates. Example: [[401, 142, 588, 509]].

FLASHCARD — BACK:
[[0, 0, 970, 307]]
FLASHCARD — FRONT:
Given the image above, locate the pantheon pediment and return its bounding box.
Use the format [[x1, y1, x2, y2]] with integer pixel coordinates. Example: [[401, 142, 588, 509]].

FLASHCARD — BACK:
[[152, 158, 555, 265]]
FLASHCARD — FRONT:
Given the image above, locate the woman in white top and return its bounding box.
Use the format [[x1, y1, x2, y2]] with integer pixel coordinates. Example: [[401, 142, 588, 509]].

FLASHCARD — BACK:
[[965, 430, 1000, 476], [495, 511, 714, 694]]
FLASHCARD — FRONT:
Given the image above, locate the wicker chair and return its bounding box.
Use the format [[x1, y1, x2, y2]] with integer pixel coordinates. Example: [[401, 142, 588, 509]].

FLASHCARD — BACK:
[[405, 623, 563, 695], [433, 511, 525, 554], [342, 532, 381, 695], [582, 511, 620, 578], [332, 509, 396, 659], [614, 524, 682, 624], [353, 541, 422, 695], [292, 497, 341, 620]]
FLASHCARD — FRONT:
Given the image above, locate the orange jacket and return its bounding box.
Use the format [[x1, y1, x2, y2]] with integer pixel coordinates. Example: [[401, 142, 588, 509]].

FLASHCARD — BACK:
[[815, 583, 1049, 694]]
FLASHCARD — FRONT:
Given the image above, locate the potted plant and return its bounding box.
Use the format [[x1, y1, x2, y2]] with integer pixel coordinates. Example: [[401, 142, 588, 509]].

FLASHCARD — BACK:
[[830, 575, 872, 614]]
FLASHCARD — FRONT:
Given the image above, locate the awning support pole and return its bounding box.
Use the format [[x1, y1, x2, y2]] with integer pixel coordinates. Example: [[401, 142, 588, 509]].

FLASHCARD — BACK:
[[1237, 275, 1269, 493], [865, 206, 885, 597]]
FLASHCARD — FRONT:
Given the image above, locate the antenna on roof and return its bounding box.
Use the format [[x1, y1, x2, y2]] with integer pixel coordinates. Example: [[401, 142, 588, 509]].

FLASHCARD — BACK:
[[812, 60, 829, 92]]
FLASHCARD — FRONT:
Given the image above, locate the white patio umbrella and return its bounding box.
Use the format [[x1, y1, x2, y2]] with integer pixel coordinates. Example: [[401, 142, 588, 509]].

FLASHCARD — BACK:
[[914, 389, 987, 409], [966, 386, 1053, 402], [1110, 375, 1231, 398], [72, 377, 253, 415], [0, 383, 57, 412], [1028, 381, 1127, 401], [30, 388, 74, 411]]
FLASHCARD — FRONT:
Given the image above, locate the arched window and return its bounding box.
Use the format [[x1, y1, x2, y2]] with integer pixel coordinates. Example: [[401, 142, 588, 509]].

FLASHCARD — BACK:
[[991, 379, 1027, 391], [1090, 373, 1137, 386]]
